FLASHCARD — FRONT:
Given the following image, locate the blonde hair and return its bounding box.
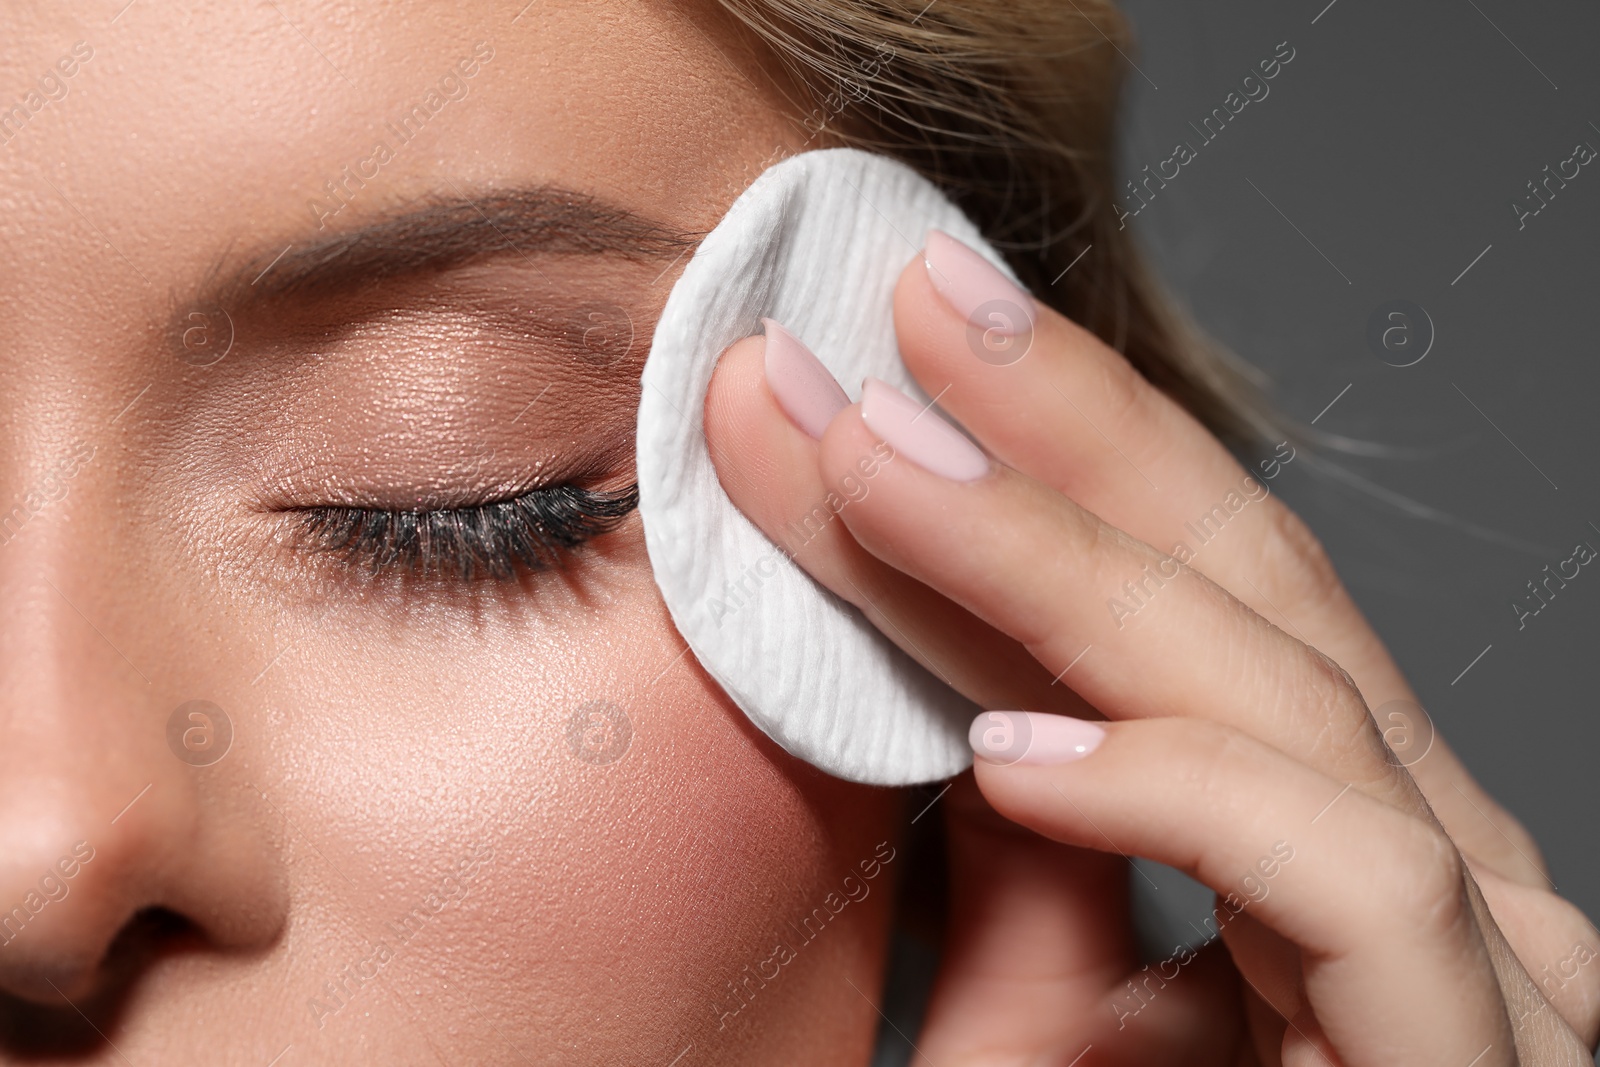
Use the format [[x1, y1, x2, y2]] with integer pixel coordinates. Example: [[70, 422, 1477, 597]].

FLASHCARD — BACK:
[[713, 0, 1273, 442]]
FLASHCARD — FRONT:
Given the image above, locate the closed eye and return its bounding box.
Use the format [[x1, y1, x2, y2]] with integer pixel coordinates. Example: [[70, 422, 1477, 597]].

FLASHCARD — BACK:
[[294, 483, 638, 581]]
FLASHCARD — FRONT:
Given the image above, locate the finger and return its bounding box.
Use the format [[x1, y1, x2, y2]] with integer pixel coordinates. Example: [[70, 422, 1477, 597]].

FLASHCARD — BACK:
[[895, 233, 1543, 884], [915, 777, 1145, 1062], [1208, 908, 1305, 1023], [1280, 1006, 1341, 1067], [972, 712, 1515, 1066], [1078, 940, 1247, 1067], [1471, 861, 1600, 1046], [819, 402, 1578, 1052], [899, 232, 1384, 701], [920, 778, 1248, 1065], [924, 824, 1283, 1064], [817, 395, 1408, 807], [899, 234, 1338, 659], [703, 325, 1084, 716]]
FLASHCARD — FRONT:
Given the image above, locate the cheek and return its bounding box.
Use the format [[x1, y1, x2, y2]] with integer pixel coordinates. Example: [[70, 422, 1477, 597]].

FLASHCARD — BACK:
[[488, 661, 897, 1054], [231, 540, 899, 1059]]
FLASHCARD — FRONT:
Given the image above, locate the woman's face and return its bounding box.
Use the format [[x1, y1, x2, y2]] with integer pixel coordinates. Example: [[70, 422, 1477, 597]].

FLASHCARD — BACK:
[[0, 2, 899, 1062]]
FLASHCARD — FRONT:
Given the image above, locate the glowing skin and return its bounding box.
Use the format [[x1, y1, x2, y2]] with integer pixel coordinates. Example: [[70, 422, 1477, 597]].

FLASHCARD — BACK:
[[0, 2, 897, 1062]]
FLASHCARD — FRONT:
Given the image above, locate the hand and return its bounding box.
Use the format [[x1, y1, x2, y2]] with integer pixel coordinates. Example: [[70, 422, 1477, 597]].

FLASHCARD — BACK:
[[702, 231, 1600, 1064]]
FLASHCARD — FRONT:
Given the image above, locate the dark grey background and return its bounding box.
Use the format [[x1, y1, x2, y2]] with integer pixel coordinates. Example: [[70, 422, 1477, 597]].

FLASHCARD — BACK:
[[875, 5, 1597, 1060], [1115, 0, 1597, 932]]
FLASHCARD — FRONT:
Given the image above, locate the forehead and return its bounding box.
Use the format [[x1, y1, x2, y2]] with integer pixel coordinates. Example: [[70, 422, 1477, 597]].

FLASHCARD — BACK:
[[0, 0, 791, 333]]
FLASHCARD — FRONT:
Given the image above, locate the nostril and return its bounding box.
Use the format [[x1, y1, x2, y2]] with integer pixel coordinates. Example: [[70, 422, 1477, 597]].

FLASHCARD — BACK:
[[0, 908, 197, 1053], [0, 996, 105, 1057], [2, 962, 99, 1010], [0, 773, 288, 1016]]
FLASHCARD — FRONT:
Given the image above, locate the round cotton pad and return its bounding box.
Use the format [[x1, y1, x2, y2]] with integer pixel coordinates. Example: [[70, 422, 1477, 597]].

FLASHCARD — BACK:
[[638, 148, 1020, 785]]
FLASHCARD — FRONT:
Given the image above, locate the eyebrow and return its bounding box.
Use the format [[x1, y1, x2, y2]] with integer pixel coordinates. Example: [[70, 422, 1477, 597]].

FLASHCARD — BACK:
[[195, 186, 695, 315]]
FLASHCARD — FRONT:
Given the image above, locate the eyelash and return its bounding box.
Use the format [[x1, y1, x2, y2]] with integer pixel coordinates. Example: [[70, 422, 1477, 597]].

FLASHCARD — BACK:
[[296, 483, 638, 581]]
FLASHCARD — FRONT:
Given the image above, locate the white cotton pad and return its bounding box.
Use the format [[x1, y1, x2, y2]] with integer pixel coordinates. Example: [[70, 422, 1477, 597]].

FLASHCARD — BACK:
[[637, 148, 1019, 785]]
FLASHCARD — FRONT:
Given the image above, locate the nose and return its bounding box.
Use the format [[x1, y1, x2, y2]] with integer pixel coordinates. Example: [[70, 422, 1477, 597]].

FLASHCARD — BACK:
[[0, 551, 285, 1003]]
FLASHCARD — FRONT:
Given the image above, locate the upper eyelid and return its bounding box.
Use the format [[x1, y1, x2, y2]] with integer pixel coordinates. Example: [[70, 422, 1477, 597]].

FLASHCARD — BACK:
[[229, 275, 645, 369], [259, 445, 637, 515]]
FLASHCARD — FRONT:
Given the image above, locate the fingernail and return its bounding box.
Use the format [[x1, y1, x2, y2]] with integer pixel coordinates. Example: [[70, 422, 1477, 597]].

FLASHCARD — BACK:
[[762, 318, 849, 440], [860, 377, 989, 482], [969, 710, 1105, 766], [924, 230, 1037, 334]]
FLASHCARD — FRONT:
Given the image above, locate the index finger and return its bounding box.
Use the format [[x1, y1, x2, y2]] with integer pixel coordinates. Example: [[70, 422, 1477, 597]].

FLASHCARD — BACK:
[[900, 232, 1369, 692]]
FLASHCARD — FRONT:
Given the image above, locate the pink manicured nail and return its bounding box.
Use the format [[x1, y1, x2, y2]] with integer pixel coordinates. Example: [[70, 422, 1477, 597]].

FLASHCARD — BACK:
[[924, 230, 1037, 333], [762, 318, 849, 440], [860, 378, 989, 482], [969, 711, 1105, 766]]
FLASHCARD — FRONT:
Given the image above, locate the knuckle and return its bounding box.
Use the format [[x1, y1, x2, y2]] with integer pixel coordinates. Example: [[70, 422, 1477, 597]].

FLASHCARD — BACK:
[[1297, 647, 1378, 750], [1084, 347, 1158, 438], [1301, 644, 1361, 702], [1254, 501, 1347, 618], [1069, 516, 1147, 621], [1388, 822, 1472, 939], [1296, 651, 1419, 797]]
